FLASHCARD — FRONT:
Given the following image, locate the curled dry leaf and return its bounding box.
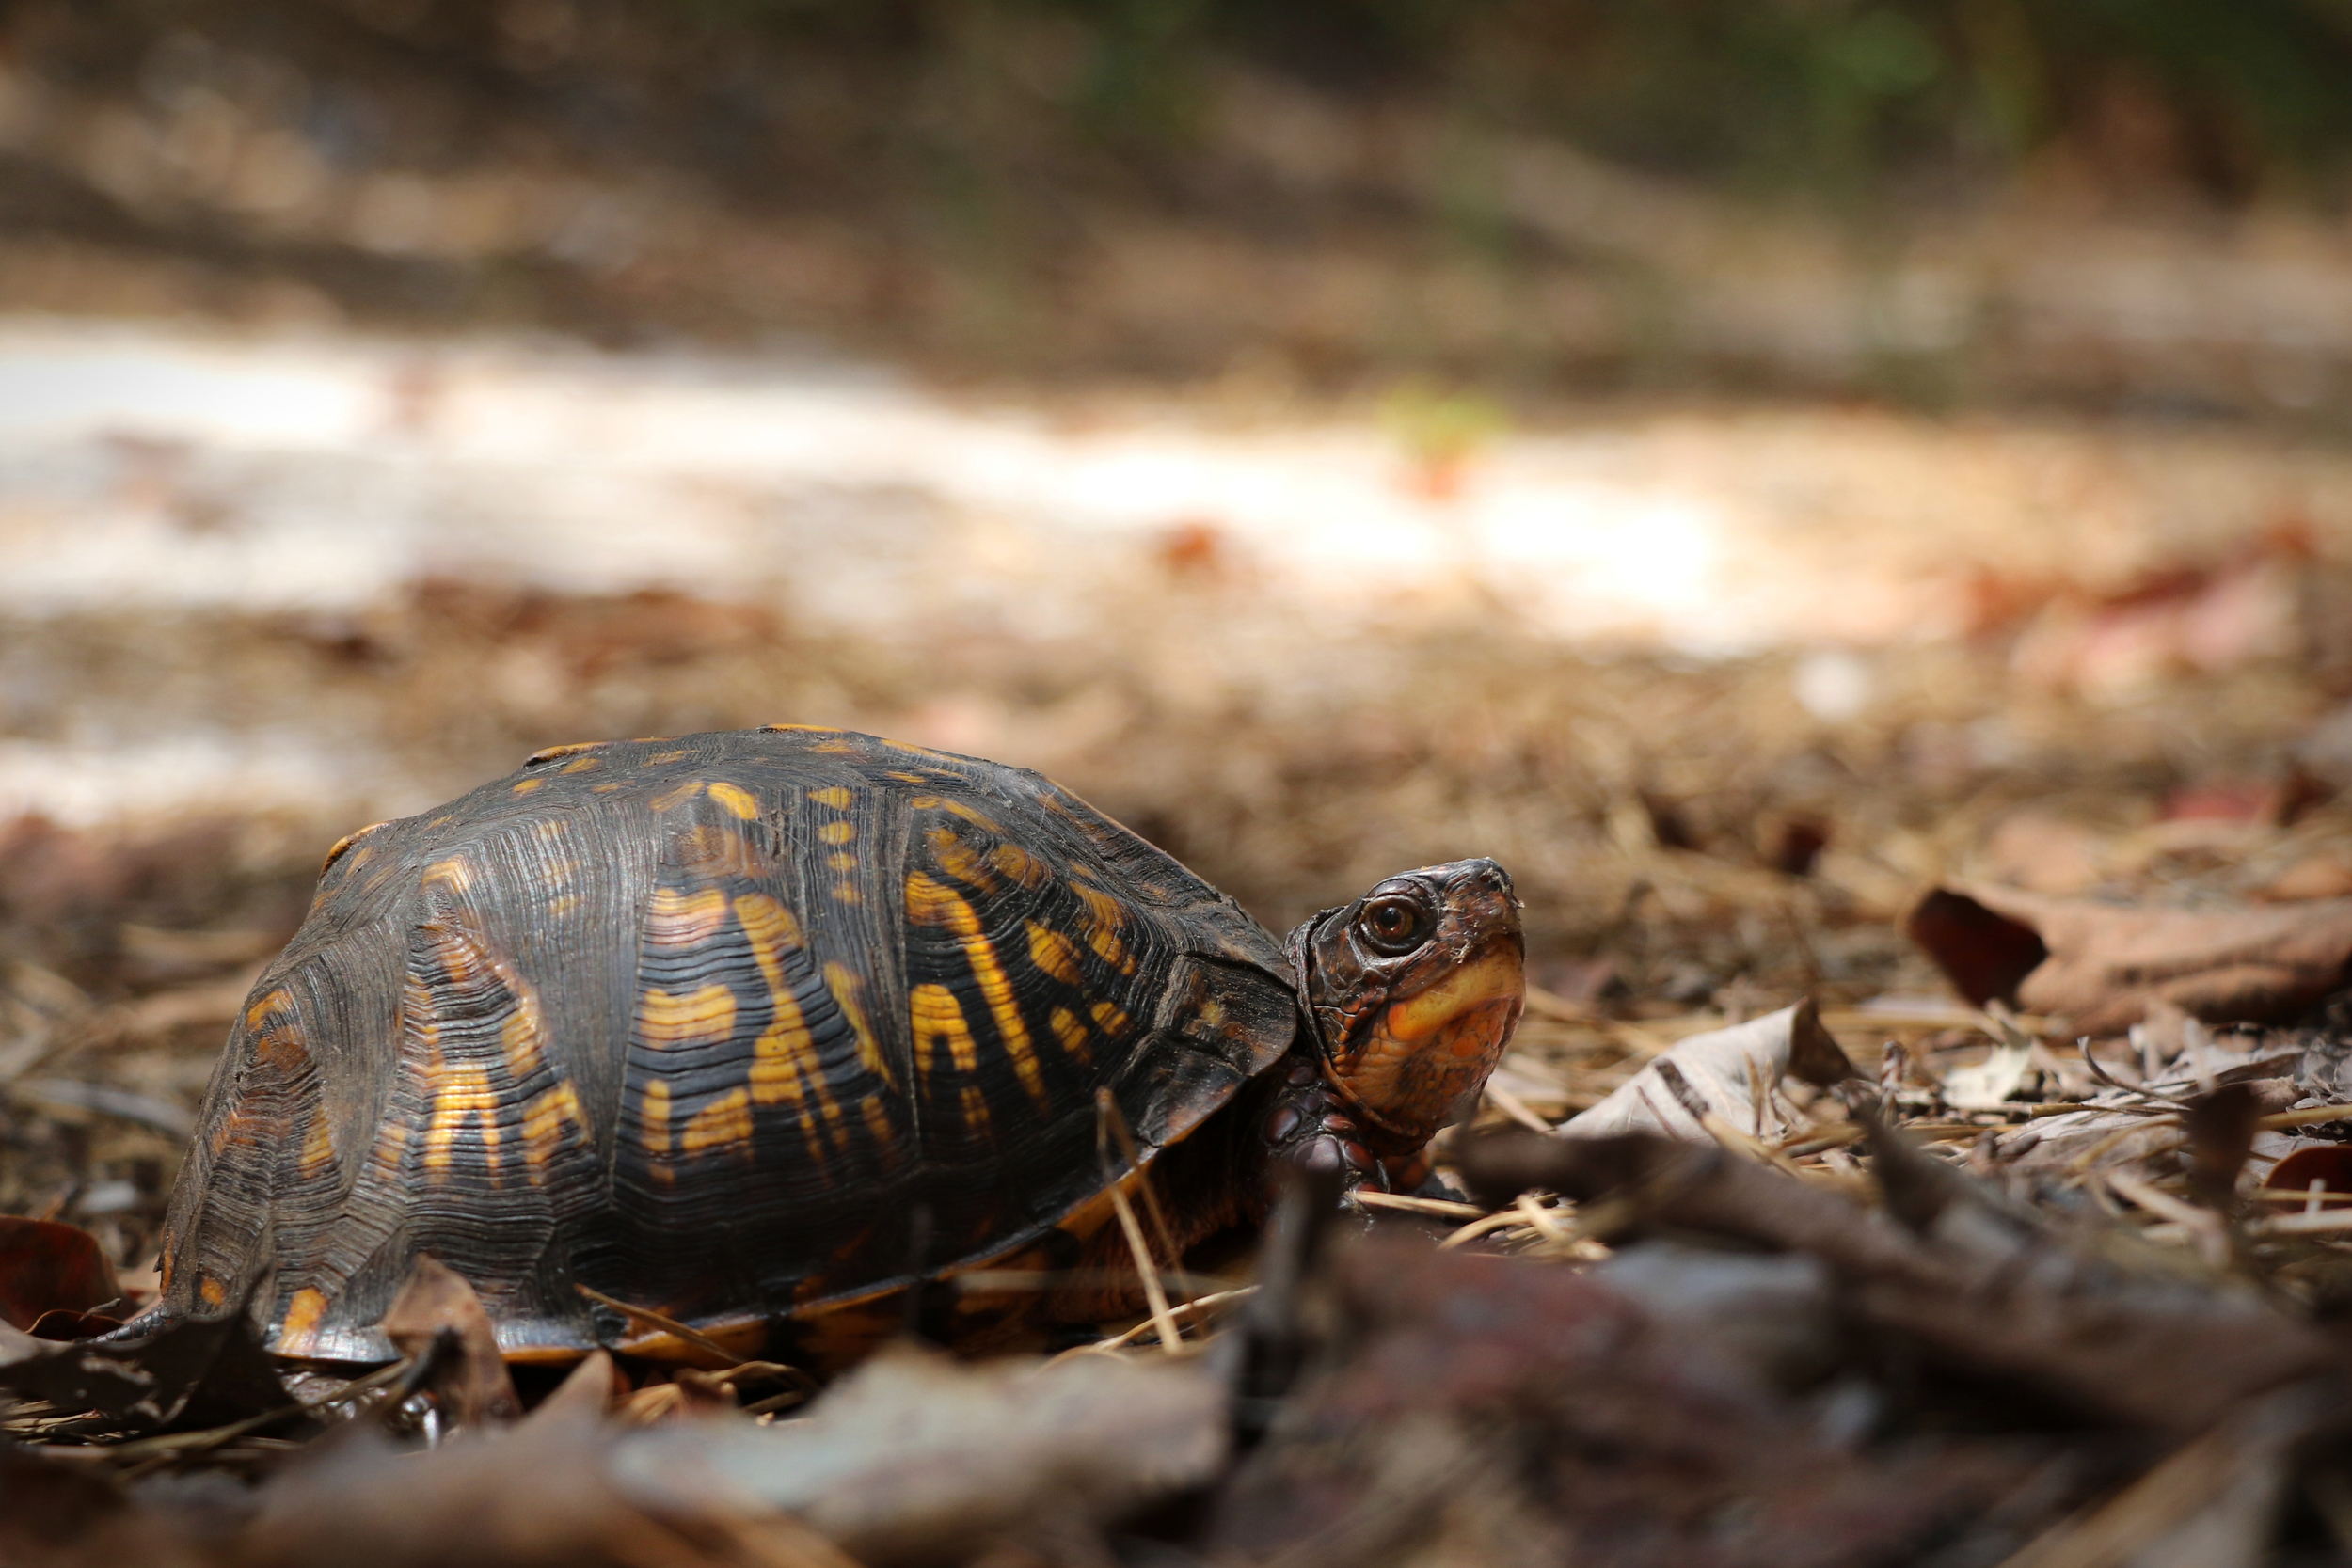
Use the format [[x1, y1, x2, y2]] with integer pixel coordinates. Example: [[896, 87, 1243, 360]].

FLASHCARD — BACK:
[[377, 1255, 520, 1429], [1557, 998, 1859, 1145], [1905, 882, 2352, 1035], [0, 1216, 117, 1330]]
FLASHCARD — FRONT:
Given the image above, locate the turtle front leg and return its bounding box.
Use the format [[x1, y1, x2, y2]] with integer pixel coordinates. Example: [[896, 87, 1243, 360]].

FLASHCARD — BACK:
[[1259, 1056, 1439, 1197]]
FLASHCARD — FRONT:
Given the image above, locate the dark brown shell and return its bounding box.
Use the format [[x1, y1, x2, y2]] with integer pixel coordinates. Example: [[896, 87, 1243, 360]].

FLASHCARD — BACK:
[[158, 726, 1296, 1363]]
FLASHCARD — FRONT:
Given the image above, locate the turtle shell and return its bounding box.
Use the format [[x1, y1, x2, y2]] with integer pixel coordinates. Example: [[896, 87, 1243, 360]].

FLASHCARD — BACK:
[[157, 726, 1297, 1364]]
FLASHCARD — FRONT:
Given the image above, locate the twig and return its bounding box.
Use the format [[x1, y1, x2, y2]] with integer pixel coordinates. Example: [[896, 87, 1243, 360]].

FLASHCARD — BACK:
[[1094, 1090, 1189, 1303], [1057, 1286, 1259, 1357], [2065, 1118, 2184, 1175], [576, 1283, 747, 1367], [2103, 1170, 2217, 1232], [1440, 1207, 1538, 1248], [1515, 1194, 1574, 1245], [1097, 1090, 1182, 1358], [110, 1356, 414, 1475], [952, 1266, 1228, 1295], [1348, 1191, 1486, 1219], [2250, 1186, 2352, 1206], [2077, 1037, 2188, 1104], [2253, 1209, 2352, 1237], [2260, 1103, 2352, 1132], [1483, 1081, 1554, 1133]]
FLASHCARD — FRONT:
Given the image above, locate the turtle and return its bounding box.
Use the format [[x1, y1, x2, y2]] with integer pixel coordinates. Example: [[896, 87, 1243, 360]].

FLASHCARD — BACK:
[[150, 725, 1523, 1370]]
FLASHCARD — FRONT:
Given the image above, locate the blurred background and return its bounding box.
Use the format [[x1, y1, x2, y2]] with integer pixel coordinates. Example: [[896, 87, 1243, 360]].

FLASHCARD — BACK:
[[4, 0, 2352, 1255]]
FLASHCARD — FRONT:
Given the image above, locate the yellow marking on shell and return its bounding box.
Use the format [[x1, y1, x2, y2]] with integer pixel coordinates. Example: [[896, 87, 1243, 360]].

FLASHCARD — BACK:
[[927, 825, 1001, 894], [991, 841, 1048, 889], [648, 748, 691, 763], [323, 844, 374, 884], [860, 1094, 894, 1150], [245, 988, 295, 1034], [1090, 1000, 1131, 1037], [912, 796, 1007, 835], [199, 1277, 227, 1308], [1073, 883, 1137, 975], [422, 855, 475, 895], [681, 1087, 755, 1159], [736, 895, 819, 1109], [646, 886, 730, 948], [527, 739, 611, 765], [520, 1082, 586, 1180], [886, 770, 929, 784], [593, 782, 626, 793], [501, 1007, 546, 1080], [828, 851, 858, 872], [813, 739, 862, 755], [751, 1016, 813, 1111], [819, 820, 856, 845], [512, 778, 545, 795], [365, 1118, 410, 1181], [707, 781, 760, 820], [825, 963, 895, 1088], [831, 883, 862, 904], [649, 779, 705, 814], [423, 1064, 501, 1183], [1049, 1006, 1090, 1063], [562, 755, 602, 773], [298, 1108, 337, 1178], [1025, 922, 1083, 986], [671, 823, 762, 878], [547, 894, 580, 919], [278, 1287, 329, 1355], [911, 983, 978, 1075], [960, 1085, 992, 1135], [640, 1079, 674, 1166], [638, 983, 738, 1049], [806, 785, 854, 809], [734, 893, 804, 965], [321, 820, 389, 875], [905, 874, 1047, 1108]]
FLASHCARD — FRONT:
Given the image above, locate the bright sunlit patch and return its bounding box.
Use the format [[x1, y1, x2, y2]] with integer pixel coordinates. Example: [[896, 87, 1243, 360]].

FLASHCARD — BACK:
[[1473, 483, 1731, 648], [0, 316, 1990, 653]]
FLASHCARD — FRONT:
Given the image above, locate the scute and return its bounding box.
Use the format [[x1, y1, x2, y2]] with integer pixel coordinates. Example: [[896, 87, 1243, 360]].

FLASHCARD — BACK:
[[159, 727, 1296, 1362]]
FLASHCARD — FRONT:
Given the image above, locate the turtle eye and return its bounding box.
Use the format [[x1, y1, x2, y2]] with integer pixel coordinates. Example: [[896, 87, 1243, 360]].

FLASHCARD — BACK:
[[1357, 894, 1431, 956]]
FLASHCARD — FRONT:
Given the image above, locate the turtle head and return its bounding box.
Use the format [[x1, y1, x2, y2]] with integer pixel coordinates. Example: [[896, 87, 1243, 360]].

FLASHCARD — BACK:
[[1286, 858, 1524, 1153]]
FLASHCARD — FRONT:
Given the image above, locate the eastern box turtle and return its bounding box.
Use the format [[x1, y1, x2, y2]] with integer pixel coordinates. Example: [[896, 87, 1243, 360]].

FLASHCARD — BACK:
[[151, 726, 1523, 1367]]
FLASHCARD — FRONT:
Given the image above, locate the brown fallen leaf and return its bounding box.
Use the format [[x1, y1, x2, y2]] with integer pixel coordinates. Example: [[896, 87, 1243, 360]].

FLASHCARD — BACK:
[[616, 1345, 1228, 1565], [1904, 882, 2352, 1035], [524, 1349, 625, 1430], [0, 1216, 117, 1329], [1559, 997, 1858, 1145], [378, 1255, 521, 1429], [0, 1294, 294, 1433]]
